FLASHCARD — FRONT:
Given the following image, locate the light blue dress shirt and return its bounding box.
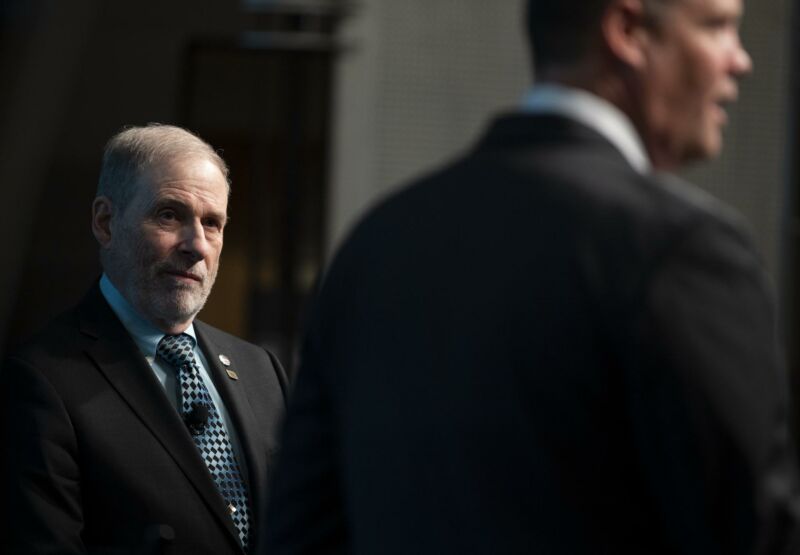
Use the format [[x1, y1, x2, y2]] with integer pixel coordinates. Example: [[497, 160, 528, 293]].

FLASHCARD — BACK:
[[99, 274, 249, 481]]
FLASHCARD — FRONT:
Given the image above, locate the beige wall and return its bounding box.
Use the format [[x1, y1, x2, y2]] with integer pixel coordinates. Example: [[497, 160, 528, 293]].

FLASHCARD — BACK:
[[327, 0, 529, 251]]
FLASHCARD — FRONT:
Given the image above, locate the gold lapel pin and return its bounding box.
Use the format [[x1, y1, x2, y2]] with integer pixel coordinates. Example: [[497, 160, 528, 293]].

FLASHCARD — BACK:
[[226, 369, 239, 380]]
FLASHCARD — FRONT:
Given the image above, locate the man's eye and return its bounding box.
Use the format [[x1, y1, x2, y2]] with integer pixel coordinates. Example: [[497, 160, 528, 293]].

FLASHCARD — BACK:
[[703, 16, 736, 31], [158, 209, 177, 221], [203, 218, 222, 231]]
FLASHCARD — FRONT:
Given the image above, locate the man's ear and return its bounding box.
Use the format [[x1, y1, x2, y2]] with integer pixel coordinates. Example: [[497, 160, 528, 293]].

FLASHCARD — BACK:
[[601, 0, 650, 68], [92, 196, 114, 247]]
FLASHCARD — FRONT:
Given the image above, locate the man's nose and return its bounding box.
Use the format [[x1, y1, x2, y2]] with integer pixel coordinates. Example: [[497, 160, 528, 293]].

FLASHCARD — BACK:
[[179, 220, 213, 262], [731, 35, 753, 77]]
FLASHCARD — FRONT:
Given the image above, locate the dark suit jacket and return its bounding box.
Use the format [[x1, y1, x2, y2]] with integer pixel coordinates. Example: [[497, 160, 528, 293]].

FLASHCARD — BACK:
[[1, 283, 288, 555], [264, 114, 799, 554]]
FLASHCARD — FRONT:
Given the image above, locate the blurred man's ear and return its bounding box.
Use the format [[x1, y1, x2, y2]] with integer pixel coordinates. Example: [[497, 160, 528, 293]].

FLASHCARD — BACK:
[[601, 0, 651, 68], [92, 196, 114, 247]]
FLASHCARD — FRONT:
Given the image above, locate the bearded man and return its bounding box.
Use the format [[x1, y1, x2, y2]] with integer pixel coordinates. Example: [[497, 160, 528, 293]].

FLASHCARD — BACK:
[[2, 124, 287, 555]]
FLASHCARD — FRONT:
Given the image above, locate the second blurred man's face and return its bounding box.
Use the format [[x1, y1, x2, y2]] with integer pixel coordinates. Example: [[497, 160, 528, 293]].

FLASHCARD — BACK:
[[637, 0, 751, 169]]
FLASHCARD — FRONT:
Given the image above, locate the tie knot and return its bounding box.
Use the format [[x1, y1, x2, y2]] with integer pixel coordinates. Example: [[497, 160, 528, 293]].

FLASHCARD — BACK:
[[157, 333, 196, 368]]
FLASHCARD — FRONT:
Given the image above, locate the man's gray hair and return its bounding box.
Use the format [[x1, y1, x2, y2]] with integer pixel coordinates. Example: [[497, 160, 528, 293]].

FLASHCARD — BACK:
[[97, 123, 230, 213]]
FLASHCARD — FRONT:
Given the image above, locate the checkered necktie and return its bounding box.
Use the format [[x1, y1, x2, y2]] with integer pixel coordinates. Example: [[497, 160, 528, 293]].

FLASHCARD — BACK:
[[157, 333, 251, 551]]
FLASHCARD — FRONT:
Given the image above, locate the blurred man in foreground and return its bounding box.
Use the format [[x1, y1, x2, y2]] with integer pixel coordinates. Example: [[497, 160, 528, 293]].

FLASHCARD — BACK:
[[264, 0, 800, 553]]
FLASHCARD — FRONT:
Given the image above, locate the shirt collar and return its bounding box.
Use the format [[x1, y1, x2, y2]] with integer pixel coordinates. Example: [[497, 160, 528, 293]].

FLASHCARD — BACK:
[[521, 83, 651, 174], [99, 273, 197, 360]]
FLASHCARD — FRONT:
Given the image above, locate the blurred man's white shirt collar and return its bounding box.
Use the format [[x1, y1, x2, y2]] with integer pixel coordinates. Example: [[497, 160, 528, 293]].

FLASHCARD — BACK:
[[521, 84, 651, 174]]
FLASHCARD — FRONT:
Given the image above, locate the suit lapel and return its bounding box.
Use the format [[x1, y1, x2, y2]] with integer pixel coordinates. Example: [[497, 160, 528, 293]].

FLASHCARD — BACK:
[[195, 323, 269, 549], [77, 286, 244, 552]]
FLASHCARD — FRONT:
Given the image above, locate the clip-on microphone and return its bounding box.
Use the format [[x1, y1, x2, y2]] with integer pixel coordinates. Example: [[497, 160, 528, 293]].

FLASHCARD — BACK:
[[185, 402, 209, 436]]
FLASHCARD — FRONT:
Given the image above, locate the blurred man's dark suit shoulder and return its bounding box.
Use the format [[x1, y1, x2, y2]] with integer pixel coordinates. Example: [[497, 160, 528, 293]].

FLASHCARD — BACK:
[[264, 111, 798, 554]]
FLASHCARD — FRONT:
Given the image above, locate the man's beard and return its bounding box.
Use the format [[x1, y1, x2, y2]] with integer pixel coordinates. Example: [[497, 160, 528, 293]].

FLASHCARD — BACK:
[[133, 263, 216, 328], [103, 238, 218, 330]]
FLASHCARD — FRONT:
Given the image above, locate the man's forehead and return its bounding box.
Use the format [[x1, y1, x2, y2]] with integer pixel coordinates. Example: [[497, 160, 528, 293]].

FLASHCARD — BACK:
[[131, 159, 228, 209], [144, 155, 225, 183], [151, 184, 228, 205]]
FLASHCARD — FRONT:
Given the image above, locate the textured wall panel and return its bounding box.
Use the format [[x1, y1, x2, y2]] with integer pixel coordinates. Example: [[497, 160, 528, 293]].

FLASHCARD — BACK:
[[327, 0, 529, 249], [371, 0, 529, 190]]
